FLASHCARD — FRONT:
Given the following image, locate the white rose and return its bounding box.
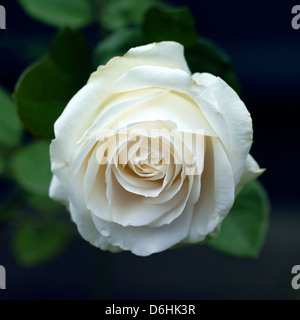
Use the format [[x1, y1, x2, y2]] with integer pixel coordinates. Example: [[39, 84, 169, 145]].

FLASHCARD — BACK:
[[49, 41, 264, 256]]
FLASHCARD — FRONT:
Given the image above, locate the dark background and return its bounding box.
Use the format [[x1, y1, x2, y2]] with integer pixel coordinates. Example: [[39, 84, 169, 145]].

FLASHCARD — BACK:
[[0, 0, 299, 299]]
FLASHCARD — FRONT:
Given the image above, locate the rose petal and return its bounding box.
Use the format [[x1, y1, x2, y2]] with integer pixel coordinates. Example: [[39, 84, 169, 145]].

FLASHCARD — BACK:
[[104, 167, 190, 227], [49, 176, 68, 207], [188, 137, 235, 242], [235, 154, 265, 195], [69, 202, 121, 253], [88, 41, 191, 85], [90, 199, 195, 256], [84, 147, 111, 222], [112, 69, 216, 136], [192, 72, 253, 184]]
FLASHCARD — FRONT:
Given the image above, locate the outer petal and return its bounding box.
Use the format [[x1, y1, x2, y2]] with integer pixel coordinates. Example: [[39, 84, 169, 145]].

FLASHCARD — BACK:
[[235, 154, 265, 195], [111, 65, 218, 135], [126, 41, 191, 75], [49, 176, 68, 207], [69, 203, 121, 253], [187, 137, 235, 242], [90, 200, 195, 256], [88, 41, 191, 84], [50, 80, 111, 189], [192, 72, 253, 185]]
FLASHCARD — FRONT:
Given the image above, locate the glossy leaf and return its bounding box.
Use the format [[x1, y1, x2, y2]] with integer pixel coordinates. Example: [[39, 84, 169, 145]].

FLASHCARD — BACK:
[[10, 141, 52, 197], [207, 180, 270, 258]]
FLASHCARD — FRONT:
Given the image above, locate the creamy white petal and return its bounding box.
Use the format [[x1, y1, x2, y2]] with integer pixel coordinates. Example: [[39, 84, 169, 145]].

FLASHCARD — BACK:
[[83, 147, 111, 222], [112, 65, 251, 185], [188, 137, 235, 242], [111, 135, 165, 198], [89, 41, 191, 85], [126, 41, 191, 75], [192, 72, 253, 184], [77, 89, 170, 144], [112, 164, 163, 197], [105, 168, 190, 227], [235, 154, 265, 195], [90, 199, 195, 256], [49, 176, 68, 206], [69, 202, 121, 253], [112, 69, 216, 136], [52, 81, 108, 160]]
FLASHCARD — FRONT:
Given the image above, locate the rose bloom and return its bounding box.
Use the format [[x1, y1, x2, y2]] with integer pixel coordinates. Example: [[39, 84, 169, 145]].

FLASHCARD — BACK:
[[49, 41, 264, 256]]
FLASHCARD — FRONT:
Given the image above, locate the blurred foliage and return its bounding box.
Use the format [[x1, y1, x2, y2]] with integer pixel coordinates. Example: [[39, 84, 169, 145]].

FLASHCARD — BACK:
[[12, 216, 72, 267], [0, 179, 19, 221], [0, 0, 268, 266], [18, 0, 93, 29], [10, 141, 52, 197], [0, 156, 5, 176], [143, 6, 198, 47], [185, 37, 241, 94], [27, 193, 64, 213], [50, 28, 91, 85], [207, 180, 270, 257], [0, 87, 23, 148], [100, 0, 159, 31], [14, 60, 80, 139], [14, 28, 92, 139], [94, 28, 145, 66]]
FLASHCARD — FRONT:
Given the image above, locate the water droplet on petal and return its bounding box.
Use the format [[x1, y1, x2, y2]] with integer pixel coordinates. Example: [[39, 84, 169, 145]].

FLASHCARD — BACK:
[[100, 228, 110, 237]]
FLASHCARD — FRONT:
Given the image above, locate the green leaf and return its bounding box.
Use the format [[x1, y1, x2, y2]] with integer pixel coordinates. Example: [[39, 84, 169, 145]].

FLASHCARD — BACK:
[[185, 37, 241, 94], [94, 28, 145, 67], [0, 86, 23, 148], [10, 141, 52, 197], [0, 155, 5, 175], [14, 29, 91, 139], [142, 6, 198, 47], [207, 180, 270, 258], [14, 60, 78, 139], [18, 0, 93, 29], [27, 193, 63, 213], [50, 28, 91, 85], [12, 218, 71, 267], [100, 0, 158, 31]]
